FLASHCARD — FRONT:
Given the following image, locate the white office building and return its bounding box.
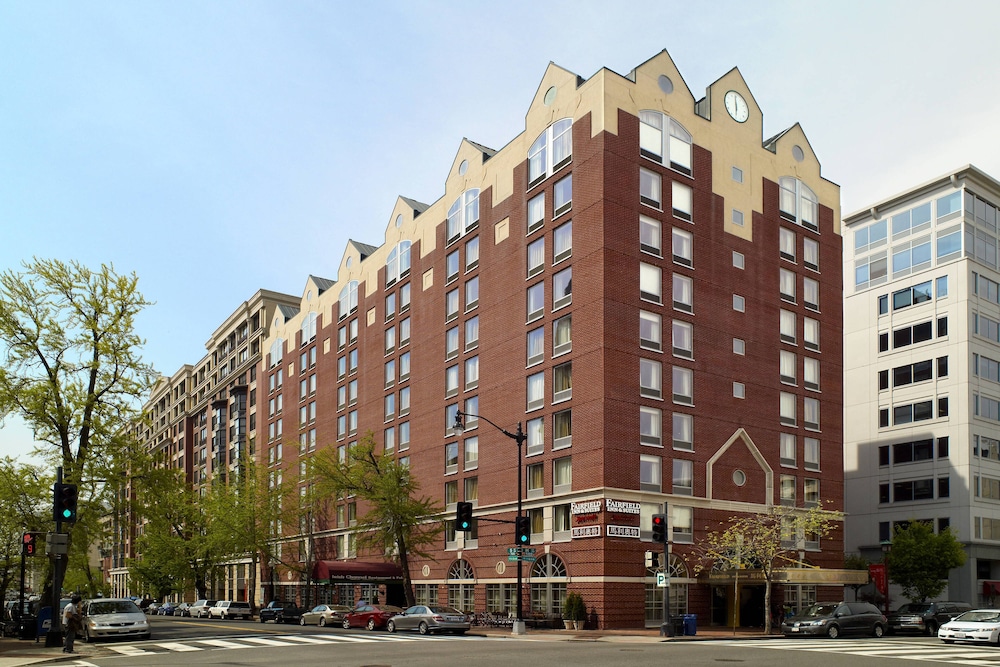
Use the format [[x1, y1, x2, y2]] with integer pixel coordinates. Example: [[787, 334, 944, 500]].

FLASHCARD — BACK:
[[844, 165, 1000, 606]]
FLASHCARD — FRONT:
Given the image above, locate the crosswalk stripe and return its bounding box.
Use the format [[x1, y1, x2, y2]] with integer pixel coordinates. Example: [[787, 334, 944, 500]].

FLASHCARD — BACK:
[[705, 639, 1000, 664], [238, 636, 300, 647], [154, 642, 201, 651], [107, 645, 154, 655], [279, 635, 338, 644], [196, 638, 249, 649]]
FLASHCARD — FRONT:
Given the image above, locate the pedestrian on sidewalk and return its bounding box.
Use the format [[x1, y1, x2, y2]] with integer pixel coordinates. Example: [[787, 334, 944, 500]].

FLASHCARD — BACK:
[[62, 595, 82, 654]]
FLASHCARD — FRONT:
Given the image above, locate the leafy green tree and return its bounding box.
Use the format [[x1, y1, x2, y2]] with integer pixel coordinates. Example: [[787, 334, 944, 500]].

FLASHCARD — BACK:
[[886, 521, 966, 602], [843, 553, 871, 602], [0, 458, 51, 600], [310, 433, 443, 607], [687, 503, 843, 634], [204, 454, 293, 609], [0, 258, 155, 598]]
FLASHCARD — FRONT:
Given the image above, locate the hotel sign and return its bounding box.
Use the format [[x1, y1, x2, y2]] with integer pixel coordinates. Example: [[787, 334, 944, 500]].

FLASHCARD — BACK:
[[606, 525, 640, 538], [605, 499, 641, 515], [571, 498, 641, 539], [572, 525, 601, 539]]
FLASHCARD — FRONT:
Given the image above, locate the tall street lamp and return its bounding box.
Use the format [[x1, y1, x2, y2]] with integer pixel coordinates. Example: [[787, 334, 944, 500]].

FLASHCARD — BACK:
[[453, 409, 527, 636]]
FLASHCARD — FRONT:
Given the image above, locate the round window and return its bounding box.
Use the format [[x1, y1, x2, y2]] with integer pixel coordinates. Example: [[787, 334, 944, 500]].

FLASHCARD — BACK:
[[792, 145, 805, 162], [658, 75, 674, 95], [543, 86, 557, 106], [733, 469, 747, 486]]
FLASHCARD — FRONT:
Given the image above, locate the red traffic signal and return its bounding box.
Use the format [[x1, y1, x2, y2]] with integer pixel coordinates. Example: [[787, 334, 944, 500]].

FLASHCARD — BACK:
[[22, 532, 41, 557], [651, 514, 667, 543]]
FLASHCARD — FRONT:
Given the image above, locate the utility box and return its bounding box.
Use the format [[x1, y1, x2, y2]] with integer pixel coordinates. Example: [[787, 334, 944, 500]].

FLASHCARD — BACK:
[[45, 532, 68, 555]]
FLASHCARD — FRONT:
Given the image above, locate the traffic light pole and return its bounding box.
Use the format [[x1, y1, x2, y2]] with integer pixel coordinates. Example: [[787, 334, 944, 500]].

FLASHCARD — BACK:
[[46, 467, 64, 648], [455, 410, 526, 635]]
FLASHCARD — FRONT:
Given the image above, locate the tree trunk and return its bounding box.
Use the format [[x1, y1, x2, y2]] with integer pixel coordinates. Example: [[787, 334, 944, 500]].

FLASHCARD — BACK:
[[396, 532, 414, 608]]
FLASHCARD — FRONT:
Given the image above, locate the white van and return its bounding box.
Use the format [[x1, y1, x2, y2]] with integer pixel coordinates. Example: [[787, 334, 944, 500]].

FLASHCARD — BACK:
[[208, 600, 253, 620]]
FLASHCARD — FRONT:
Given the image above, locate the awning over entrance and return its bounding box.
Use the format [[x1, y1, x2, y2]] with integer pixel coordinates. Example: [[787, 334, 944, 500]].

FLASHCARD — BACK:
[[702, 568, 870, 585], [313, 560, 403, 584], [983, 581, 1000, 597]]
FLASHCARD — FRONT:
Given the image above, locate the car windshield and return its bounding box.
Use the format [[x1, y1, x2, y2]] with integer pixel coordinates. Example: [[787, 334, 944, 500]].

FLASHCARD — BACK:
[[955, 610, 1000, 623], [89, 601, 140, 615], [800, 604, 839, 618], [896, 603, 930, 613]]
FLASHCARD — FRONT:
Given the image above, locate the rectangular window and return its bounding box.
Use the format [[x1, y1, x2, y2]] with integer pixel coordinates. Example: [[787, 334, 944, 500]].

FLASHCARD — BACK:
[[780, 433, 796, 467], [780, 268, 796, 302], [464, 436, 479, 471], [804, 397, 820, 430], [527, 327, 544, 366], [639, 310, 662, 351], [553, 267, 572, 310], [465, 276, 479, 311], [780, 350, 797, 385], [527, 463, 544, 498], [780, 309, 796, 344], [445, 365, 459, 397], [673, 274, 693, 312], [465, 316, 478, 351], [780, 474, 796, 506], [672, 366, 693, 405], [640, 263, 662, 304], [400, 317, 411, 346], [640, 406, 662, 446], [553, 221, 572, 263], [553, 362, 572, 403], [464, 356, 479, 390], [672, 181, 692, 221], [640, 168, 661, 208], [527, 283, 544, 322], [672, 459, 693, 495], [527, 193, 545, 234], [640, 358, 662, 399], [640, 215, 661, 256], [553, 457, 572, 493], [804, 277, 819, 311], [804, 479, 820, 506], [527, 238, 545, 278], [804, 237, 819, 271], [446, 250, 460, 283], [780, 228, 796, 261], [804, 317, 819, 351], [446, 288, 459, 322], [553, 409, 572, 450], [640, 454, 662, 492], [446, 326, 459, 360], [553, 174, 572, 217], [526, 417, 544, 456], [804, 357, 820, 391], [527, 372, 544, 411], [780, 392, 796, 426], [465, 236, 479, 271], [672, 320, 693, 358], [672, 413, 693, 451], [553, 314, 572, 356], [445, 442, 459, 475], [672, 227, 693, 267]]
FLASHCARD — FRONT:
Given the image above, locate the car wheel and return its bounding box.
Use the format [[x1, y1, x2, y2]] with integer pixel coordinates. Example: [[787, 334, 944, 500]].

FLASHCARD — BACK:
[[386, 620, 396, 633], [925, 622, 938, 636], [343, 618, 351, 629], [418, 622, 429, 635], [83, 626, 93, 643], [299, 616, 306, 626], [873, 623, 885, 638], [827, 624, 840, 639], [319, 617, 327, 627], [367, 618, 377, 631], [260, 616, 266, 623]]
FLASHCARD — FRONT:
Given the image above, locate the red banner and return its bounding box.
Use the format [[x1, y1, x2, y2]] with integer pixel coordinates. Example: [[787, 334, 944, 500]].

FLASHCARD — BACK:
[[869, 563, 887, 597]]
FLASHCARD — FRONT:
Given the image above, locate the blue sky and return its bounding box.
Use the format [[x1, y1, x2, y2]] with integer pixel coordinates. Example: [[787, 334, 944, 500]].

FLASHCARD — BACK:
[[3, 0, 1000, 462]]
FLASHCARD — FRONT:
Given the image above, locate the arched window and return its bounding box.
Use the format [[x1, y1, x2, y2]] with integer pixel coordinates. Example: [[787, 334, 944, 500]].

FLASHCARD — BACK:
[[338, 281, 358, 320], [447, 190, 480, 244], [269, 338, 284, 368], [386, 241, 412, 286], [779, 177, 819, 231], [447, 559, 475, 613], [644, 555, 690, 626], [528, 118, 573, 188], [300, 312, 317, 345], [530, 553, 568, 617], [639, 111, 692, 176]]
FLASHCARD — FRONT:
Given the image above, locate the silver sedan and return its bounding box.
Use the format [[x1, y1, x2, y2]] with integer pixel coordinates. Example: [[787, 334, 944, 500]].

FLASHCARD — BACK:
[[299, 604, 353, 627], [385, 605, 470, 635]]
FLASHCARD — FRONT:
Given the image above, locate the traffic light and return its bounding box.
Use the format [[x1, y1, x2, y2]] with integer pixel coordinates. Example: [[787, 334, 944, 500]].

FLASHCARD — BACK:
[[515, 516, 531, 545], [456, 501, 474, 532], [22, 532, 40, 557], [651, 514, 667, 543], [53, 483, 79, 523]]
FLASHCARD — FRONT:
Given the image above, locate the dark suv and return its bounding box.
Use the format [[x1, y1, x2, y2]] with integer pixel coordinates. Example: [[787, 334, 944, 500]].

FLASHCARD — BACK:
[[782, 602, 886, 638], [887, 601, 972, 635], [259, 600, 303, 624]]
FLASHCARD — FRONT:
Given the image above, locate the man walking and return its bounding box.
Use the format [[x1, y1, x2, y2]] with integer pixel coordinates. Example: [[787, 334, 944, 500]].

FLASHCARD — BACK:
[[62, 595, 82, 653]]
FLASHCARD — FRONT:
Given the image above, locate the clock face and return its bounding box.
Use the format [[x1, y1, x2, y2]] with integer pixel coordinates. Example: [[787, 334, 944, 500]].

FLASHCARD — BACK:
[[725, 90, 749, 123]]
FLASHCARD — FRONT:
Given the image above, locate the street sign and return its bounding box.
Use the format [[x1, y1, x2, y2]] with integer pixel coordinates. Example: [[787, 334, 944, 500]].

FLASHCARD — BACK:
[[507, 547, 537, 556], [656, 572, 666, 588]]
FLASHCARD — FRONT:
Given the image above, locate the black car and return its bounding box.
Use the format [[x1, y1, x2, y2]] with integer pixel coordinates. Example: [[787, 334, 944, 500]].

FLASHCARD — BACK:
[[259, 600, 303, 624], [887, 601, 972, 635], [782, 602, 886, 639]]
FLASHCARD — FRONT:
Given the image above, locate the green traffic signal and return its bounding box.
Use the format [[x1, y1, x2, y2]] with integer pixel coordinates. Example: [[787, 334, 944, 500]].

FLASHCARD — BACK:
[[53, 483, 79, 523]]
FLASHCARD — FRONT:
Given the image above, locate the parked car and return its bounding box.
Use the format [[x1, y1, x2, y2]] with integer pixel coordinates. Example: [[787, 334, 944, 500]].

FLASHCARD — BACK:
[[157, 602, 176, 616], [939, 608, 1000, 644], [1, 600, 38, 637], [342, 604, 404, 631], [189, 599, 217, 618], [299, 604, 353, 627], [145, 601, 161, 615], [887, 601, 971, 635], [781, 602, 886, 638], [80, 598, 151, 642], [259, 600, 303, 624], [208, 600, 253, 620], [385, 605, 470, 635], [174, 602, 191, 617]]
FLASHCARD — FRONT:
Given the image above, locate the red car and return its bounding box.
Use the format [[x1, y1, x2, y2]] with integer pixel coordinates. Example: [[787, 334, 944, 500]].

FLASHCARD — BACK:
[[342, 604, 404, 631]]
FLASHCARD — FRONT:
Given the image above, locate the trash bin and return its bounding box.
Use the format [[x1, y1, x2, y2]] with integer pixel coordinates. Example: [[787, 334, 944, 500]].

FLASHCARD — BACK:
[[671, 617, 685, 636], [18, 616, 37, 640], [682, 614, 697, 636]]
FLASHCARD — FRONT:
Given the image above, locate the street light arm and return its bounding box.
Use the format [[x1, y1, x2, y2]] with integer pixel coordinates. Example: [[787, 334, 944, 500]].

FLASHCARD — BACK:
[[455, 409, 524, 443]]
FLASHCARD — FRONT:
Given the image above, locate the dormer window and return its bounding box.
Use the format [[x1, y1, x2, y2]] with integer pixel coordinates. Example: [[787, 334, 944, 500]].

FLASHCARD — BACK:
[[639, 111, 692, 176], [779, 177, 819, 231], [386, 241, 411, 286], [338, 281, 358, 320], [528, 118, 572, 188], [447, 190, 480, 244]]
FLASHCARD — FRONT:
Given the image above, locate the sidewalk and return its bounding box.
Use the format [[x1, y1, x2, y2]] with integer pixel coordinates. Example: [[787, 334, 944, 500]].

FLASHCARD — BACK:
[[0, 626, 778, 666]]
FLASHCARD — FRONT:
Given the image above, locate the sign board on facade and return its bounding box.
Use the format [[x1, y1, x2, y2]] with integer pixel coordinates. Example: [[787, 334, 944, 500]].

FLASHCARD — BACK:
[[606, 525, 641, 538], [605, 499, 641, 515], [572, 525, 601, 539], [571, 500, 602, 515]]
